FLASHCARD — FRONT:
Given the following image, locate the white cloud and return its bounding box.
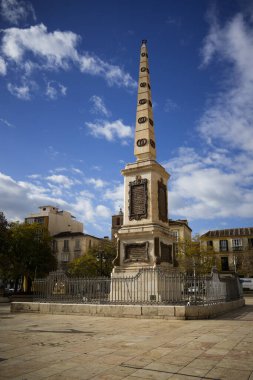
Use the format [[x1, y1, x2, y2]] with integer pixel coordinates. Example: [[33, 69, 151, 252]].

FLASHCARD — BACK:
[[0, 117, 14, 128], [200, 12, 253, 152], [164, 98, 179, 112], [46, 174, 75, 188], [104, 184, 124, 212], [86, 119, 133, 142], [79, 54, 136, 88], [0, 172, 67, 221], [87, 178, 107, 188], [95, 205, 111, 218], [46, 81, 67, 100], [0, 0, 36, 25], [161, 10, 253, 225], [0, 57, 7, 75], [45, 146, 60, 159], [90, 95, 110, 117], [7, 82, 30, 99], [165, 146, 253, 221], [1, 23, 136, 89], [0, 171, 114, 232]]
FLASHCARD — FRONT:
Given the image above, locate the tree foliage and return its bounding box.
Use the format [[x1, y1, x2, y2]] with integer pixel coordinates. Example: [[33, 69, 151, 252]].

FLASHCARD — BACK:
[[68, 242, 116, 277], [176, 236, 219, 275], [0, 213, 57, 291]]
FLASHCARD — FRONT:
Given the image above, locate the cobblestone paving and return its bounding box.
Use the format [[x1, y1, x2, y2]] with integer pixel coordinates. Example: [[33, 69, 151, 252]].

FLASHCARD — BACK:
[[0, 298, 253, 379]]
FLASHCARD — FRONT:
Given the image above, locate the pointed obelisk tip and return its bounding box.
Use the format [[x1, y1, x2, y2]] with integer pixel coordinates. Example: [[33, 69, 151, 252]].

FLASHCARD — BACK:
[[142, 39, 147, 45]]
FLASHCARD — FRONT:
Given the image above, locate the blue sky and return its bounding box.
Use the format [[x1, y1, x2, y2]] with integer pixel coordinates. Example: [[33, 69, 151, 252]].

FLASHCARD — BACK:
[[0, 0, 253, 238]]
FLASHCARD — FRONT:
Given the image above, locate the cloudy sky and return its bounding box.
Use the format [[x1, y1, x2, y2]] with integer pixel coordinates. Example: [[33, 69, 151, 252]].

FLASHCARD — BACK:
[[0, 0, 253, 237]]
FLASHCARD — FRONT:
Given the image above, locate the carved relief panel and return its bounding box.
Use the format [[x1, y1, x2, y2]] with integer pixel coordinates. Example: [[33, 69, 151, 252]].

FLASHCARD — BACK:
[[160, 242, 173, 264], [124, 242, 149, 263], [158, 179, 168, 222], [129, 176, 148, 220]]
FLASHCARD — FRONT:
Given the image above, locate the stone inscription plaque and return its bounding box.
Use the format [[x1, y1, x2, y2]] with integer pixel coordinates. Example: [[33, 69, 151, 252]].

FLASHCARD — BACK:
[[160, 242, 173, 264], [125, 243, 148, 262], [129, 178, 148, 220], [158, 180, 168, 222]]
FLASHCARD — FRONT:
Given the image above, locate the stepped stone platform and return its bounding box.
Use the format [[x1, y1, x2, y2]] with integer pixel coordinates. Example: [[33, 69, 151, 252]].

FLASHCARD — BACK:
[[11, 298, 245, 320]]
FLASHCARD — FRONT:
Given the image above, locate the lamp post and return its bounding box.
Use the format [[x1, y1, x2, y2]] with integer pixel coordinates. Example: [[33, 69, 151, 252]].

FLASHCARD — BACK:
[[96, 251, 106, 276]]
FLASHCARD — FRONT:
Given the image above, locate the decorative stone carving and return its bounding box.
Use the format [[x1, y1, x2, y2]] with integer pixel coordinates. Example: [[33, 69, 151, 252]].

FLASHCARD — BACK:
[[138, 116, 147, 124], [160, 242, 173, 264], [124, 242, 149, 263], [149, 118, 154, 126], [139, 99, 147, 105], [129, 176, 148, 220], [158, 179, 168, 222], [150, 139, 155, 148], [154, 237, 161, 264], [140, 82, 147, 87], [137, 138, 147, 147]]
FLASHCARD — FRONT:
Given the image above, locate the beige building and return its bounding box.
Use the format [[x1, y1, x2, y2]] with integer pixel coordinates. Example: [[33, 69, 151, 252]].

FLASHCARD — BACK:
[[111, 209, 124, 240], [25, 205, 105, 269], [25, 205, 83, 236], [200, 227, 253, 273], [52, 232, 102, 269]]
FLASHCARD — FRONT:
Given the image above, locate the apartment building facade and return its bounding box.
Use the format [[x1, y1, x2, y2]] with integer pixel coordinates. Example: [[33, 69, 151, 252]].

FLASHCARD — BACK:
[[200, 227, 253, 274], [25, 205, 83, 236], [52, 231, 102, 269]]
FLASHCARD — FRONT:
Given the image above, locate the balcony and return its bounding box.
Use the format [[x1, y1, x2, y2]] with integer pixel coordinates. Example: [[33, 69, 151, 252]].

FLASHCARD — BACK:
[[232, 246, 243, 251]]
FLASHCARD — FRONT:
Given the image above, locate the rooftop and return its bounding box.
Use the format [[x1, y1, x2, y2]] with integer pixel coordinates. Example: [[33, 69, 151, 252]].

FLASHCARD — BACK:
[[201, 227, 253, 238]]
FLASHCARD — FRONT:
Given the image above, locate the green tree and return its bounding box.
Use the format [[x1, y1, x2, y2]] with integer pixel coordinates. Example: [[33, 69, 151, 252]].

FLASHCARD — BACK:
[[176, 235, 219, 275], [0, 212, 10, 286], [68, 242, 116, 277], [0, 221, 57, 292]]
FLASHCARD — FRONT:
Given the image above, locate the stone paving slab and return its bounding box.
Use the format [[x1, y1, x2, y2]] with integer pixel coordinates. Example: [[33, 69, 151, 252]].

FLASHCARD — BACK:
[[0, 298, 253, 379]]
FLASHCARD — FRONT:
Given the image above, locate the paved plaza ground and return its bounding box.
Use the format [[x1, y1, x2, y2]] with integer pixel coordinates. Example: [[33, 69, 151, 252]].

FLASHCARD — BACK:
[[0, 298, 253, 380]]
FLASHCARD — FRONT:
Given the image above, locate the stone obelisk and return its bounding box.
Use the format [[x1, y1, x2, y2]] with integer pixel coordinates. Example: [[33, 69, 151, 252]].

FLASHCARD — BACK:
[[112, 40, 175, 276]]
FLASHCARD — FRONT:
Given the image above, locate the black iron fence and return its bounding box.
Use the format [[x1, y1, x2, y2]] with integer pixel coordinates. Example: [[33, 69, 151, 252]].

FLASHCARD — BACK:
[[32, 268, 243, 305]]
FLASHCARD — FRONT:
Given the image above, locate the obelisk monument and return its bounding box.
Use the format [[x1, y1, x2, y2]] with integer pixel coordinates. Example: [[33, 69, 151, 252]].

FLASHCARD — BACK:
[[112, 40, 175, 276]]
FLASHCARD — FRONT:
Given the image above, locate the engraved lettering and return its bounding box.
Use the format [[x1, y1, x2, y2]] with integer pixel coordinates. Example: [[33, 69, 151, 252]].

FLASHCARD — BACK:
[[140, 82, 147, 87], [141, 67, 146, 72], [149, 118, 154, 126], [139, 99, 147, 105], [129, 178, 148, 220], [125, 243, 149, 262]]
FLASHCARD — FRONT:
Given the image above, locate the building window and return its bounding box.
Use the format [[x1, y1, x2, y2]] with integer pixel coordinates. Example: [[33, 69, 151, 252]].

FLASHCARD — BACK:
[[171, 230, 179, 242], [52, 240, 58, 252], [75, 239, 80, 250], [248, 238, 253, 249], [116, 217, 120, 225], [63, 240, 69, 252], [232, 239, 243, 251], [220, 240, 228, 252], [207, 240, 213, 247], [61, 252, 69, 262], [34, 217, 44, 224], [221, 256, 229, 271]]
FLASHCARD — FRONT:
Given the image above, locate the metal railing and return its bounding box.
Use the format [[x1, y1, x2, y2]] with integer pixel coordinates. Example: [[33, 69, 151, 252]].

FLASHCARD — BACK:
[[32, 268, 243, 306]]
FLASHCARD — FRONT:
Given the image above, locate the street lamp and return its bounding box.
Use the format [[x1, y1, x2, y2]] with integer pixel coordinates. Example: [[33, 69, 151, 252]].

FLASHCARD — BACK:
[[96, 251, 106, 276]]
